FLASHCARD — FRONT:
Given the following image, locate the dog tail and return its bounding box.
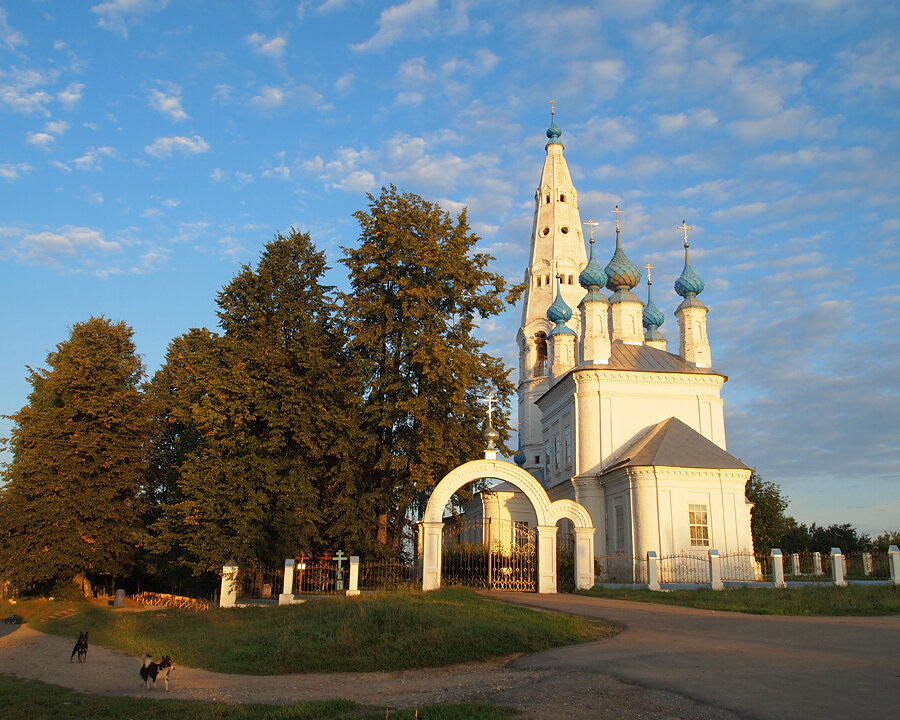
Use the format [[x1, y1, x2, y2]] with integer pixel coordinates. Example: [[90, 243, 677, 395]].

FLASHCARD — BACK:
[[142, 654, 152, 667]]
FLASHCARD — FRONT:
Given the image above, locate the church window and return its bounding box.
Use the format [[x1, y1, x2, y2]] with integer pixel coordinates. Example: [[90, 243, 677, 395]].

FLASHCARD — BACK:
[[536, 276, 541, 287], [560, 226, 569, 234], [534, 456, 540, 465], [689, 504, 710, 547], [560, 193, 566, 202], [534, 332, 548, 376], [564, 426, 571, 465], [568, 275, 574, 285], [553, 435, 560, 469], [545, 274, 550, 285], [615, 506, 625, 550], [544, 441, 551, 473], [542, 226, 550, 236], [545, 194, 551, 204]]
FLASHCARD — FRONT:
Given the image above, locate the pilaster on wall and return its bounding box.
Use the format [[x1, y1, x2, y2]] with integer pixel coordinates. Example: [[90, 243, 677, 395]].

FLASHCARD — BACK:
[[550, 331, 576, 380], [536, 525, 558, 593], [609, 298, 644, 345]]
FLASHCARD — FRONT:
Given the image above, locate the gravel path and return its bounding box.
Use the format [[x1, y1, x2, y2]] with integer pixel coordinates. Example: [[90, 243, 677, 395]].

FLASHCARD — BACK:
[[0, 621, 742, 719]]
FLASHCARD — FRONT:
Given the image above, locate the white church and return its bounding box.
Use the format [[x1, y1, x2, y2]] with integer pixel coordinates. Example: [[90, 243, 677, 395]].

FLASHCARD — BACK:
[[460, 113, 755, 564]]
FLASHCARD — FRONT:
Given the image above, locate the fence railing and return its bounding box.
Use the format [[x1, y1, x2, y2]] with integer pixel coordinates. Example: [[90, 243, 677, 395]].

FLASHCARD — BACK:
[[359, 562, 418, 591], [720, 551, 764, 581], [133, 591, 210, 611], [595, 553, 648, 584], [659, 552, 710, 584]]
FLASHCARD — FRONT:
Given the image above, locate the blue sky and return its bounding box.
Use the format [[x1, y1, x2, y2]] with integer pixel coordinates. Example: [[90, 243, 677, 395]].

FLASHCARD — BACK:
[[1, 0, 898, 535]]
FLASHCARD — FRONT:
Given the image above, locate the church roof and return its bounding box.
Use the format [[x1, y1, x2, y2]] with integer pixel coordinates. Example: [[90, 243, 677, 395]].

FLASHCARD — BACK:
[[604, 342, 723, 376], [605, 417, 750, 471]]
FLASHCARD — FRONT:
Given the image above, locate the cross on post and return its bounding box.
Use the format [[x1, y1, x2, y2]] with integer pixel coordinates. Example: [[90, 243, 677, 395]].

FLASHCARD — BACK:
[[642, 263, 655, 285], [678, 220, 693, 248], [334, 550, 347, 591], [583, 218, 599, 243], [611, 205, 624, 231], [549, 98, 557, 116]]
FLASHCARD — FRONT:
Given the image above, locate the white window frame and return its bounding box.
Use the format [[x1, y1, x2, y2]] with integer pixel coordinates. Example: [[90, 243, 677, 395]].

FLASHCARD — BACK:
[[689, 503, 710, 547]]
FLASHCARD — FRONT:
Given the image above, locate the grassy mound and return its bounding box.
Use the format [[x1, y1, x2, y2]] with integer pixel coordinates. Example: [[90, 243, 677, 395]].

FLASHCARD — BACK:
[[11, 587, 613, 674]]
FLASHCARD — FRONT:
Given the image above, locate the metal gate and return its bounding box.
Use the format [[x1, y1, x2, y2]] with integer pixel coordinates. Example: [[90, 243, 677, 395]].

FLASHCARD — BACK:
[[441, 519, 535, 591]]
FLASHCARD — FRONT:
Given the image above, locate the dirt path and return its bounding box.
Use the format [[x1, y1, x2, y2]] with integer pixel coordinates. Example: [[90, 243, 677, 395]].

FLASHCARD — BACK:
[[0, 622, 741, 719]]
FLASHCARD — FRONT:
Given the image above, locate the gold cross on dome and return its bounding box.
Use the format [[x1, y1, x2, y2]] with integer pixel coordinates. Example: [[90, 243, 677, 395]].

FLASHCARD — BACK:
[[583, 218, 599, 243], [611, 205, 624, 231], [479, 393, 497, 425], [549, 98, 557, 116], [678, 220, 693, 247], [643, 263, 655, 284]]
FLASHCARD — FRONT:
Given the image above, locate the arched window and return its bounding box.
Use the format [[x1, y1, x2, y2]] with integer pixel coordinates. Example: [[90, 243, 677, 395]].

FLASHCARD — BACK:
[[534, 332, 548, 377], [560, 193, 566, 202], [545, 194, 551, 204], [536, 276, 541, 287], [568, 275, 574, 285]]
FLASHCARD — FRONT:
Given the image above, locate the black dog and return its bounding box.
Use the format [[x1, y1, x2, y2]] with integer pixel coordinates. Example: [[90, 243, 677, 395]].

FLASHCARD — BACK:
[[70, 632, 88, 663], [140, 654, 174, 691]]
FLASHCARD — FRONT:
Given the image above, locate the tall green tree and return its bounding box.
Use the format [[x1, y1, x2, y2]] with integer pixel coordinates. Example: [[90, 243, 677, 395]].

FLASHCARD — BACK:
[[744, 472, 796, 555], [340, 186, 520, 551], [0, 317, 149, 591], [148, 230, 369, 573]]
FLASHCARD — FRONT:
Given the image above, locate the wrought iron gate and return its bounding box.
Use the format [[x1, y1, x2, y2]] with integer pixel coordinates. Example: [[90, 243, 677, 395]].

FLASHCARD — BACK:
[[441, 519, 536, 591]]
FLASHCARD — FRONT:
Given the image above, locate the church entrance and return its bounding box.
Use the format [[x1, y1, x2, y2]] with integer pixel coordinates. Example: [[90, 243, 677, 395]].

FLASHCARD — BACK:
[[441, 518, 536, 591]]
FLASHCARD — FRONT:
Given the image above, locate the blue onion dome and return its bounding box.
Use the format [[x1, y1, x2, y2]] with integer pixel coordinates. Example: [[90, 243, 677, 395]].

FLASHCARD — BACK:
[[604, 235, 641, 293], [547, 280, 576, 336], [643, 284, 665, 331], [513, 439, 526, 466], [674, 246, 705, 299], [546, 118, 562, 144], [579, 239, 608, 291]]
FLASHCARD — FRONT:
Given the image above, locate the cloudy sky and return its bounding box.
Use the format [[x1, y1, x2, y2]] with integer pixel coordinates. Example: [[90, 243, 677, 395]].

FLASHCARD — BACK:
[[1, 0, 898, 535]]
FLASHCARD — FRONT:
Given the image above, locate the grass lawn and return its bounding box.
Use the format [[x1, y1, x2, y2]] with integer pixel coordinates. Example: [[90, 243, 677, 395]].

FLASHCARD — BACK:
[[5, 587, 613, 674], [0, 674, 518, 720], [579, 584, 900, 615]]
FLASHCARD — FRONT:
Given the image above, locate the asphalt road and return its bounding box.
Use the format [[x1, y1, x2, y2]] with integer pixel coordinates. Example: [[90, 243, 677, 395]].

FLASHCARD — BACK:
[[487, 591, 900, 720]]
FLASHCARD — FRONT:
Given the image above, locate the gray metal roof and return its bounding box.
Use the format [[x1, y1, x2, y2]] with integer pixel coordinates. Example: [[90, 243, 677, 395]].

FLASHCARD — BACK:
[[602, 342, 724, 376], [605, 417, 750, 471]]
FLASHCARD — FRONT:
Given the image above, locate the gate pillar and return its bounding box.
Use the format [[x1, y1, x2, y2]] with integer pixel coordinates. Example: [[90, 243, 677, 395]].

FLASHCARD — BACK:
[[536, 525, 558, 593], [573, 527, 595, 589], [421, 521, 444, 591]]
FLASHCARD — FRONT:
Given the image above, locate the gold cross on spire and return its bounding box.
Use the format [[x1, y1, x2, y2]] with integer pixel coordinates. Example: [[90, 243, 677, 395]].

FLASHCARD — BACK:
[[549, 98, 557, 116], [611, 205, 624, 231], [583, 218, 599, 243], [479, 393, 497, 425], [643, 263, 655, 285], [678, 220, 693, 248]]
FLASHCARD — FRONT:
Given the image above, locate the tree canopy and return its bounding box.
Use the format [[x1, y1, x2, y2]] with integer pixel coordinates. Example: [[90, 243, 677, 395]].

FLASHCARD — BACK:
[[340, 186, 520, 551], [0, 317, 149, 591]]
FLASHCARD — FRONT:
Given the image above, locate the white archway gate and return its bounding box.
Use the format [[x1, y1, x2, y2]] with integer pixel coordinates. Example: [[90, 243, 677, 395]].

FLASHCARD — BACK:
[[420, 458, 595, 593]]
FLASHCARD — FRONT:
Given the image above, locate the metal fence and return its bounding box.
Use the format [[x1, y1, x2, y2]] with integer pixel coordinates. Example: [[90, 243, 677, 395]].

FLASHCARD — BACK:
[[359, 562, 418, 591], [595, 553, 648, 584], [659, 552, 710, 584], [720, 551, 763, 581], [783, 552, 832, 580], [844, 551, 891, 581], [237, 567, 283, 600]]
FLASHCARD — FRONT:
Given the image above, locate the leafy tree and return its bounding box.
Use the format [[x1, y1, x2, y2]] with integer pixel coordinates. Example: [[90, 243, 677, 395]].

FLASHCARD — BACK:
[[148, 230, 369, 573], [340, 186, 521, 552], [0, 317, 149, 592], [807, 523, 871, 553], [744, 472, 795, 555], [873, 530, 900, 551]]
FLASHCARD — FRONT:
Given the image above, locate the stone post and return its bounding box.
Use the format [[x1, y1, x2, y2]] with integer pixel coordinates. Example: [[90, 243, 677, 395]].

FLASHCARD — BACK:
[[889, 545, 900, 587], [278, 559, 295, 605], [347, 556, 360, 597], [708, 549, 723, 590], [862, 553, 873, 576], [771, 549, 786, 588], [831, 548, 847, 587], [813, 552, 823, 575], [573, 527, 595, 590], [220, 562, 238, 608], [791, 553, 801, 576], [536, 525, 558, 594], [421, 521, 444, 591], [647, 551, 660, 591]]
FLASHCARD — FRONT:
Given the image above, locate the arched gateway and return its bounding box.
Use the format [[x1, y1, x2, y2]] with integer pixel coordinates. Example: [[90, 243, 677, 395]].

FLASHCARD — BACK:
[[420, 458, 595, 593]]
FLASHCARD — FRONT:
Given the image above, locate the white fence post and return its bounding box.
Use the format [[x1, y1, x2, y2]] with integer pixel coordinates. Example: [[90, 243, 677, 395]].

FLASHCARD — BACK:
[[831, 548, 847, 587], [647, 551, 660, 591], [813, 552, 823, 575], [862, 552, 873, 576], [889, 545, 900, 587], [791, 553, 801, 576], [219, 562, 238, 608], [279, 559, 295, 605], [771, 549, 786, 588], [347, 556, 360, 596], [708, 549, 723, 590]]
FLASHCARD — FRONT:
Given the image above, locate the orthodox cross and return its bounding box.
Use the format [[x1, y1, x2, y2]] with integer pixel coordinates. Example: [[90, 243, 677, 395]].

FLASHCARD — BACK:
[[611, 205, 624, 231], [678, 220, 693, 248], [549, 98, 557, 116], [334, 550, 347, 572], [479, 394, 497, 425], [583, 218, 599, 244], [643, 263, 655, 285]]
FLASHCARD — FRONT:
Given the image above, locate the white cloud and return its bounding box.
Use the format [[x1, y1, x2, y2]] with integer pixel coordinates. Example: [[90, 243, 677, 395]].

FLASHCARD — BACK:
[[731, 106, 837, 142], [16, 225, 120, 266], [0, 67, 54, 115], [210, 167, 227, 181], [577, 116, 638, 149], [26, 131, 54, 149], [335, 71, 354, 91], [73, 146, 117, 170], [58, 82, 85, 110], [247, 32, 287, 59], [251, 86, 285, 109], [0, 162, 32, 180], [557, 59, 627, 99], [212, 84, 233, 103], [162, 198, 179, 207], [352, 0, 437, 52], [91, 0, 171, 38], [45, 120, 69, 135], [835, 37, 900, 94], [335, 169, 376, 192], [0, 9, 26, 51], [148, 85, 188, 121], [655, 108, 718, 134], [145, 134, 210, 158]]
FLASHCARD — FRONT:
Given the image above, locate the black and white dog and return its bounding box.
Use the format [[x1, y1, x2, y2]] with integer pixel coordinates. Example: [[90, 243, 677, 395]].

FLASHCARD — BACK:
[[70, 632, 89, 662], [140, 654, 174, 691]]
